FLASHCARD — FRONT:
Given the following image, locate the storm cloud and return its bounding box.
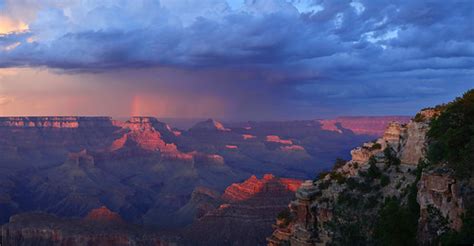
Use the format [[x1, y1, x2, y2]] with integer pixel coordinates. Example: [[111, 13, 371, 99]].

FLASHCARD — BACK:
[[0, 0, 473, 119]]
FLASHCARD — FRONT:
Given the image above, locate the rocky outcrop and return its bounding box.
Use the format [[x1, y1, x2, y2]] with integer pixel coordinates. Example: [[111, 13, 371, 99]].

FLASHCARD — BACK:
[[399, 120, 429, 165], [417, 167, 465, 243], [267, 108, 459, 245], [111, 117, 179, 152], [266, 135, 293, 145], [349, 142, 383, 164], [268, 181, 320, 246], [182, 174, 302, 246], [346, 109, 436, 167], [85, 206, 124, 224], [383, 121, 404, 145], [222, 174, 301, 202]]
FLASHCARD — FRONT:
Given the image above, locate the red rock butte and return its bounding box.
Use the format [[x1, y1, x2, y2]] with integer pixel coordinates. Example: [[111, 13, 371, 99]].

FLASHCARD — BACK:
[[221, 174, 302, 202], [85, 206, 124, 224]]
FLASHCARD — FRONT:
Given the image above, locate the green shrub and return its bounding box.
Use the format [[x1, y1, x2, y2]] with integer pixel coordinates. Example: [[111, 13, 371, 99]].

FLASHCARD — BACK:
[[367, 156, 382, 179], [333, 158, 347, 170], [374, 199, 418, 246], [337, 191, 357, 205], [365, 195, 378, 209], [413, 112, 425, 122], [427, 89, 474, 178], [315, 171, 330, 182], [369, 143, 382, 151], [318, 181, 330, 190], [380, 175, 390, 187], [331, 221, 368, 245], [277, 208, 292, 227], [439, 206, 474, 244], [346, 177, 358, 190], [330, 172, 347, 184], [384, 147, 401, 167]]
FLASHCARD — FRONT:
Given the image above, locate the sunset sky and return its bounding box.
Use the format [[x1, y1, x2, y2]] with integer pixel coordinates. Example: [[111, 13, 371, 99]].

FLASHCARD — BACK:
[[0, 0, 473, 120]]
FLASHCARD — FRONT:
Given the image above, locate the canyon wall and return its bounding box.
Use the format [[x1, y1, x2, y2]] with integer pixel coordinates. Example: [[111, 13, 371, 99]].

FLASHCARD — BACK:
[[268, 109, 469, 245]]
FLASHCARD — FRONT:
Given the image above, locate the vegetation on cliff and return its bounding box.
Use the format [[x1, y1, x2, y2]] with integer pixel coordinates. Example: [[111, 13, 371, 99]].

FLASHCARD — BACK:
[[268, 90, 474, 246], [426, 89, 474, 244], [374, 197, 418, 246], [428, 89, 474, 178]]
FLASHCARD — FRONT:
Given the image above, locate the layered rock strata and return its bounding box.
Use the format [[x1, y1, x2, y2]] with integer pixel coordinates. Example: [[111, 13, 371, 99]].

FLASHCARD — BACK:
[[268, 108, 467, 245]]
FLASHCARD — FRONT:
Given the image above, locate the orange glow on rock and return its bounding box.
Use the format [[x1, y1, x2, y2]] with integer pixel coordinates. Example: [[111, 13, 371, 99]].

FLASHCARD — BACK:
[[265, 135, 293, 145], [280, 144, 305, 152], [221, 174, 302, 202], [242, 134, 256, 140]]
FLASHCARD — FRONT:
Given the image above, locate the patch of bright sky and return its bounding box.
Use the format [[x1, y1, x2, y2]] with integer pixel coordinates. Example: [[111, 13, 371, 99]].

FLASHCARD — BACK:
[[334, 13, 344, 28], [228, 0, 323, 13], [363, 28, 400, 49], [291, 0, 323, 14], [350, 1, 365, 15], [227, 0, 244, 10], [365, 29, 400, 43]]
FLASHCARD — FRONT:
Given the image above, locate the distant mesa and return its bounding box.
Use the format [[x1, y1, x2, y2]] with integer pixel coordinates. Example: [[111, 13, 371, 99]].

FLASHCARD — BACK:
[[85, 206, 124, 224], [318, 116, 411, 136], [0, 116, 115, 128], [242, 134, 256, 140], [280, 144, 305, 152], [190, 119, 230, 132], [266, 135, 293, 145], [109, 116, 181, 154]]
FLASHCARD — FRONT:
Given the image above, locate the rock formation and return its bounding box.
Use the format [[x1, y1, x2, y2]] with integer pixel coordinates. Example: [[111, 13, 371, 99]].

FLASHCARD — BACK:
[[182, 174, 302, 246], [417, 168, 465, 243], [0, 115, 408, 243], [189, 119, 230, 132], [221, 174, 301, 202], [268, 108, 470, 245], [85, 206, 124, 224], [266, 135, 293, 145]]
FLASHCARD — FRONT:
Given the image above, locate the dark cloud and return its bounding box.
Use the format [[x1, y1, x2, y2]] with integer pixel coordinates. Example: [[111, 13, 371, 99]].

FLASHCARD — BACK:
[[0, 0, 473, 118]]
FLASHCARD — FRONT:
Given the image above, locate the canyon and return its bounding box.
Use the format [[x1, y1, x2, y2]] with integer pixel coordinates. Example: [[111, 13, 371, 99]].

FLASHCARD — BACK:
[[0, 115, 409, 245]]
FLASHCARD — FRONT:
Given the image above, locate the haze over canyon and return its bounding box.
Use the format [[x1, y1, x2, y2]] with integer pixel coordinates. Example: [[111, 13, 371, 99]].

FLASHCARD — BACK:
[[0, 0, 473, 245]]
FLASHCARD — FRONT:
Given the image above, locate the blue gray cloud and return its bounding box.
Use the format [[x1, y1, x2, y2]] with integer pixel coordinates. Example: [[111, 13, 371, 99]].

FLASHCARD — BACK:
[[0, 0, 473, 118]]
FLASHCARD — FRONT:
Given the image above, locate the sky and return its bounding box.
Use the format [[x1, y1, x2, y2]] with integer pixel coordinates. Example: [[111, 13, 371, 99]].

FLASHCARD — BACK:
[[0, 0, 473, 120]]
